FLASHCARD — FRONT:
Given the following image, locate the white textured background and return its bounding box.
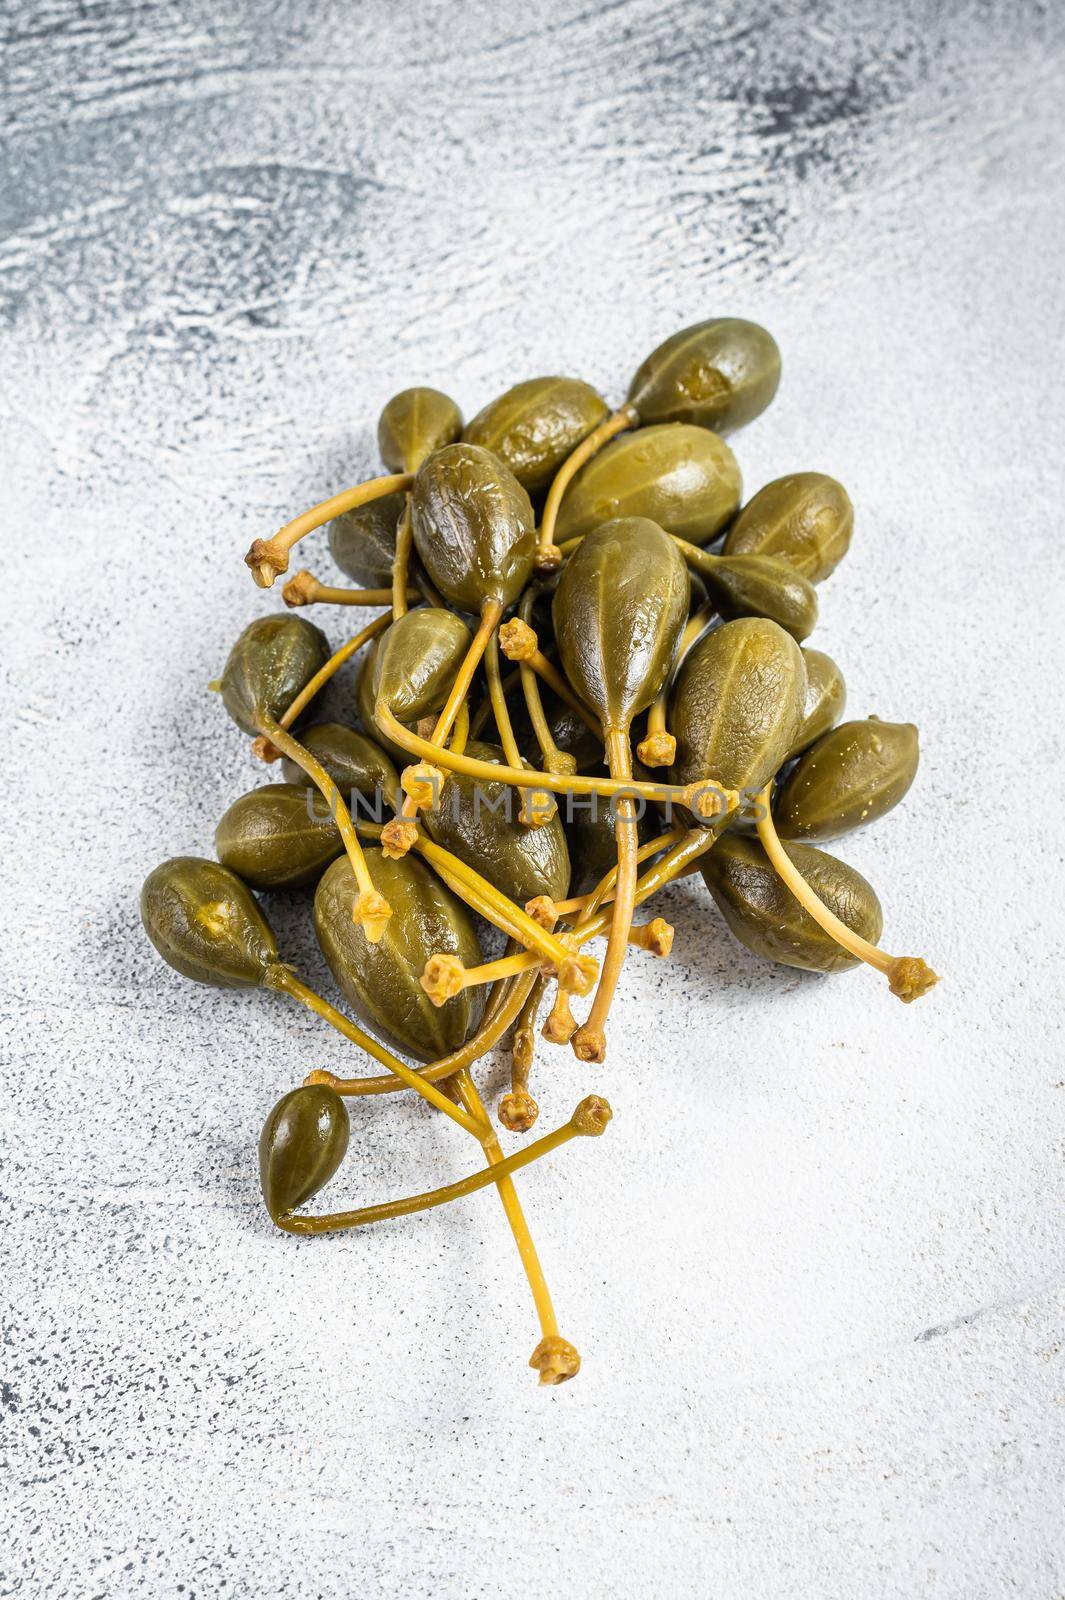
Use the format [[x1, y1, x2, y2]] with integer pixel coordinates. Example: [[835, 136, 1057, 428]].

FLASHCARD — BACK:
[[3, 3, 1064, 1596]]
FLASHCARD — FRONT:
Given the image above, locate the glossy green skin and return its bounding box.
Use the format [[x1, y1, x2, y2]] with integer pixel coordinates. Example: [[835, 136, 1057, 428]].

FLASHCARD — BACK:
[[553, 517, 689, 731], [411, 443, 536, 612], [724, 473, 853, 582], [315, 850, 485, 1062], [565, 801, 656, 897], [215, 784, 343, 890], [555, 424, 741, 545], [786, 649, 847, 762], [701, 833, 883, 973], [463, 377, 609, 494], [627, 318, 781, 434], [670, 617, 807, 803], [372, 607, 472, 722], [220, 614, 331, 736], [423, 741, 571, 905], [140, 856, 279, 987], [328, 491, 404, 587], [259, 1085, 350, 1220], [698, 552, 818, 641], [356, 641, 416, 766], [281, 723, 399, 810], [774, 718, 920, 841], [378, 387, 462, 474]]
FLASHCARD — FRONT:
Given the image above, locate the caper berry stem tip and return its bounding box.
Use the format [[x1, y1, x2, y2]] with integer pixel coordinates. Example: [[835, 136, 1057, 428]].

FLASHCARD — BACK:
[[380, 818, 419, 859], [529, 1334, 581, 1385], [572, 1094, 612, 1135], [571, 1026, 607, 1064], [421, 953, 467, 1005], [499, 1089, 539, 1134], [636, 729, 676, 767], [887, 956, 940, 1003]]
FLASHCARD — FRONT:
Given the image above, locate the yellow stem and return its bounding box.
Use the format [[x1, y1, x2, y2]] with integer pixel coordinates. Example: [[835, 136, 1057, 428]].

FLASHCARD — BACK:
[[271, 969, 480, 1136], [376, 698, 736, 816], [571, 728, 638, 1063], [754, 785, 940, 1002], [391, 498, 414, 618], [256, 714, 390, 940], [275, 611, 392, 734], [306, 963, 539, 1098], [274, 1100, 608, 1235], [537, 406, 637, 568], [452, 1069, 560, 1342], [246, 472, 413, 587]]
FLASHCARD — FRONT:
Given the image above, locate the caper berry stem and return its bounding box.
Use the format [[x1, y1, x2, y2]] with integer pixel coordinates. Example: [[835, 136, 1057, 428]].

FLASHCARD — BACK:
[[268, 612, 393, 742], [282, 575, 417, 609], [375, 697, 738, 816], [355, 820, 578, 972], [255, 713, 392, 941], [391, 498, 414, 618], [274, 1095, 612, 1236], [485, 630, 555, 826], [268, 968, 482, 1136], [637, 603, 715, 767], [498, 612, 603, 745], [500, 975, 543, 1133], [450, 1068, 569, 1377], [571, 727, 638, 1063], [536, 405, 638, 571], [507, 593, 581, 776], [245, 472, 414, 588], [306, 960, 541, 1098], [754, 784, 939, 1002]]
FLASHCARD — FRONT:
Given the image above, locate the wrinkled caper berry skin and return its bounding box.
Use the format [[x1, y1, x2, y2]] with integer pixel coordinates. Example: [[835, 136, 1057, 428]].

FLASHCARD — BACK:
[[463, 377, 609, 494], [378, 387, 463, 474], [328, 491, 404, 587], [553, 517, 689, 730], [699, 553, 818, 641], [701, 833, 883, 973], [259, 1085, 350, 1221], [411, 443, 536, 612], [565, 801, 657, 897], [555, 424, 741, 545], [372, 606, 472, 723], [423, 741, 571, 905], [215, 784, 343, 890], [627, 318, 781, 434], [140, 856, 279, 987], [724, 473, 853, 582], [787, 649, 847, 762], [670, 617, 807, 802], [314, 850, 485, 1062], [280, 723, 399, 810], [220, 614, 331, 736], [774, 718, 920, 841]]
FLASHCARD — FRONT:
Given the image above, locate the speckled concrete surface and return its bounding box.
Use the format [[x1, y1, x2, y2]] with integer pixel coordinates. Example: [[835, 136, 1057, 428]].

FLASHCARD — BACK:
[[3, 3, 1065, 1596]]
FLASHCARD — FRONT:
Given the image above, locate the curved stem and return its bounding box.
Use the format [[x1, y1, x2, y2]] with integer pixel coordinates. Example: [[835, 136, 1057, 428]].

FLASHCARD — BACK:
[[270, 969, 481, 1136], [754, 785, 939, 1002], [515, 591, 571, 773], [283, 577, 417, 609], [449, 699, 470, 757], [307, 963, 540, 1098], [391, 498, 414, 618], [275, 1100, 608, 1234], [469, 670, 519, 743], [269, 612, 392, 737], [375, 698, 736, 817], [256, 713, 391, 940], [536, 406, 638, 569], [571, 728, 638, 1063], [485, 630, 553, 825], [452, 1068, 559, 1343], [246, 472, 414, 588]]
